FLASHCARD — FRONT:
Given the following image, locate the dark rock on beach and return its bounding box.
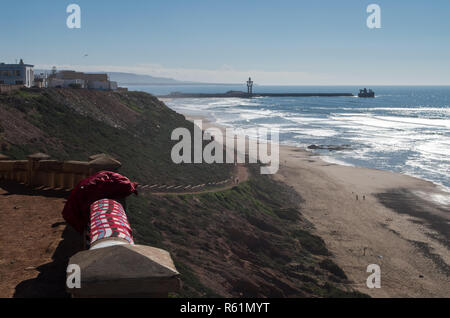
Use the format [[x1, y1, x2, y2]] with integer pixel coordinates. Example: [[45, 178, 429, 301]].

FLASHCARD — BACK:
[[307, 144, 352, 151]]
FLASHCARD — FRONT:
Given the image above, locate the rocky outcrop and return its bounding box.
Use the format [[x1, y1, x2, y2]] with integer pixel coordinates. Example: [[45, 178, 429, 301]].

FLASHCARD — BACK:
[[308, 144, 352, 151]]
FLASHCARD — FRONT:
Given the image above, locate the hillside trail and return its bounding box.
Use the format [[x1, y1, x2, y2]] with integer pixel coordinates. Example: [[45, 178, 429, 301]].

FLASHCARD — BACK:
[[148, 164, 249, 196]]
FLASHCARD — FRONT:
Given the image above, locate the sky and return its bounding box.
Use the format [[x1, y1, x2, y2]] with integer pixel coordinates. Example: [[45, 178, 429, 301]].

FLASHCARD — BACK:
[[1, 0, 449, 85]]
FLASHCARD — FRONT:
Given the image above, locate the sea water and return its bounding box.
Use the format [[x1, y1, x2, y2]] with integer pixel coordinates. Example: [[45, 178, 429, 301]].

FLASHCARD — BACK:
[[128, 85, 450, 190]]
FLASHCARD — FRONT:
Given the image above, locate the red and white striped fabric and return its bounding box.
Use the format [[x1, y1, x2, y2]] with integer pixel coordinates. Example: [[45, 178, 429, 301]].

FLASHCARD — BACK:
[[89, 199, 134, 246]]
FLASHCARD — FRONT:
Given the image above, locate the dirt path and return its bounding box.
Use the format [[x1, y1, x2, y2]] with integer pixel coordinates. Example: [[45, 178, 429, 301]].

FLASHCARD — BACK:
[[147, 164, 249, 196], [0, 182, 80, 298]]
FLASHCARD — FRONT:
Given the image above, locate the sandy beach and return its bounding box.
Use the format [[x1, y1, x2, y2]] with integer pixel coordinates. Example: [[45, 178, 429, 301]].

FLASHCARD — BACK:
[[185, 114, 450, 298]]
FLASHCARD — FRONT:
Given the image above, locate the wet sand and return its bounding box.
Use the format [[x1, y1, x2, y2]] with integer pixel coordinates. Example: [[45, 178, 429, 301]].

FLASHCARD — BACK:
[[185, 114, 450, 297]]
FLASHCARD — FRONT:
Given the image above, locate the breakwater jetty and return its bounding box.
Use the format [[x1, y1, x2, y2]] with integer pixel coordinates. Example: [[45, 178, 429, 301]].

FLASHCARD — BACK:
[[158, 78, 354, 98], [158, 91, 354, 99]]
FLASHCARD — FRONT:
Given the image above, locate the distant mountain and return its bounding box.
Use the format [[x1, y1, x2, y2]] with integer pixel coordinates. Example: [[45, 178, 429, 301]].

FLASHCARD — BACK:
[[34, 69, 243, 86], [34, 69, 193, 85], [107, 72, 240, 86], [106, 72, 193, 85], [35, 69, 239, 86]]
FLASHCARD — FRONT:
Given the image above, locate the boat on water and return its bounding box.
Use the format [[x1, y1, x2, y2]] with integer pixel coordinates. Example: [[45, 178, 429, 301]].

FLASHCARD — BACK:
[[358, 88, 375, 98]]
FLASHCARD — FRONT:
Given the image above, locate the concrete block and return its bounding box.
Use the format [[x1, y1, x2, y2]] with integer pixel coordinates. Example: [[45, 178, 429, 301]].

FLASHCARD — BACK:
[[67, 244, 181, 297]]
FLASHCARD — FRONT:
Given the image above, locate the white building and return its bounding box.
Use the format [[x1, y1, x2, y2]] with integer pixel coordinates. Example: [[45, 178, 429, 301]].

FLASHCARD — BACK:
[[34, 72, 48, 88], [48, 70, 117, 91], [109, 81, 118, 90], [48, 78, 86, 89], [0, 59, 34, 88]]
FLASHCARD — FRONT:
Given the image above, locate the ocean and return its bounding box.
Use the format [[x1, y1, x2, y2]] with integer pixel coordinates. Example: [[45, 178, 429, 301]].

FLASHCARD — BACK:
[[127, 85, 450, 190]]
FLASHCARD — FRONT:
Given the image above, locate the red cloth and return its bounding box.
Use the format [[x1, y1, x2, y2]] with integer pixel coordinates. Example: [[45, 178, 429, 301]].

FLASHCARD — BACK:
[[62, 171, 138, 233]]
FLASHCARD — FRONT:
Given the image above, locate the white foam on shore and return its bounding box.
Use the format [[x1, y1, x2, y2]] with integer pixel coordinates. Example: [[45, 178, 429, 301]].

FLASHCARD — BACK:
[[320, 155, 355, 167], [292, 129, 338, 137], [413, 190, 450, 207]]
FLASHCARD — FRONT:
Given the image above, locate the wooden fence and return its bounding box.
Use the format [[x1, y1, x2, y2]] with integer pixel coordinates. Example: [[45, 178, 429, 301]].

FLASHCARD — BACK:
[[0, 152, 121, 190]]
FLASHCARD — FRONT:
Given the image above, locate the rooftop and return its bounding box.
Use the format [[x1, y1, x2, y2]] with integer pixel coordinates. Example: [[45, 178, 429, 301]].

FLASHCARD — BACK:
[[0, 59, 34, 67]]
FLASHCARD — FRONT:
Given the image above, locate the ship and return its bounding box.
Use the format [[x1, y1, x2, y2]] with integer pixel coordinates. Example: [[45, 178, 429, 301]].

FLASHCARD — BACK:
[[358, 88, 375, 98]]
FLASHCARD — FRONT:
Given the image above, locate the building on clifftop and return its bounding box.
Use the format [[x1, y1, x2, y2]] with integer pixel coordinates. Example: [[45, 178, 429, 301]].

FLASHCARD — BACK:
[[48, 70, 118, 90], [0, 59, 34, 88]]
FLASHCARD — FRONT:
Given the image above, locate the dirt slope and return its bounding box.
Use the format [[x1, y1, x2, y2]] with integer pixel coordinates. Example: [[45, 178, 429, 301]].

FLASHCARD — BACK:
[[0, 182, 79, 298]]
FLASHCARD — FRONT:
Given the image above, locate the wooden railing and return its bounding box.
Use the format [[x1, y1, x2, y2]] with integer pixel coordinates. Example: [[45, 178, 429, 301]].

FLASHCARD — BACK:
[[0, 152, 121, 190]]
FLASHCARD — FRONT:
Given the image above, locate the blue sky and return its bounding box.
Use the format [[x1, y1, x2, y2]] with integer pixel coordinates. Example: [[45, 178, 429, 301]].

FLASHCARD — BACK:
[[1, 0, 449, 84]]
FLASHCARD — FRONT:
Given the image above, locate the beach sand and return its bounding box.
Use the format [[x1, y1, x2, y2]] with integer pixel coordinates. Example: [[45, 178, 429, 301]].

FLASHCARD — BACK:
[[185, 114, 450, 297]]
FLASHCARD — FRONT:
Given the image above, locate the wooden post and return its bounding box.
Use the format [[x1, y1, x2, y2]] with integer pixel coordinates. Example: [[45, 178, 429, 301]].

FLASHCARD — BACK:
[[27, 153, 50, 187], [0, 158, 11, 181], [63, 161, 90, 190], [15, 161, 28, 184], [56, 172, 65, 189], [37, 160, 63, 188]]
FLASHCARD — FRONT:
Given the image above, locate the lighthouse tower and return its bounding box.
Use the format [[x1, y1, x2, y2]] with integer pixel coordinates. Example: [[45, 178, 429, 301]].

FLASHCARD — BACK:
[[246, 77, 253, 95]]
